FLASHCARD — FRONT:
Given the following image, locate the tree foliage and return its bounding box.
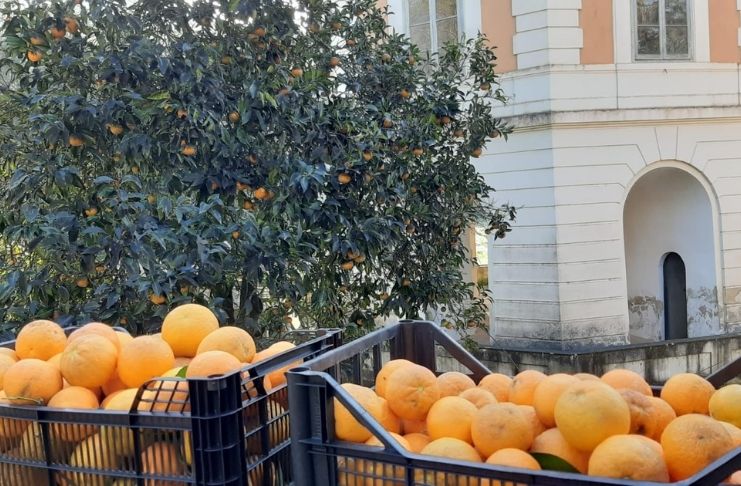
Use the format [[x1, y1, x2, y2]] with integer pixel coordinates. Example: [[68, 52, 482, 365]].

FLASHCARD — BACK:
[[0, 0, 514, 339]]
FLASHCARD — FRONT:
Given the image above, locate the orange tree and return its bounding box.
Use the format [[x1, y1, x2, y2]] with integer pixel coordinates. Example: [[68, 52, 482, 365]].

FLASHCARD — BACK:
[[0, 0, 514, 339]]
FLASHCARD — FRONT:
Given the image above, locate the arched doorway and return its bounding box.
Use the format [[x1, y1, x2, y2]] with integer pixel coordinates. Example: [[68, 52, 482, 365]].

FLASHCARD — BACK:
[[663, 252, 687, 340], [623, 165, 720, 341]]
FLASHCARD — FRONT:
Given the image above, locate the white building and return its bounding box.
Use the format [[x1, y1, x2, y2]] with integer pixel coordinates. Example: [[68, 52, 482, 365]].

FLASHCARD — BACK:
[[386, 0, 741, 348]]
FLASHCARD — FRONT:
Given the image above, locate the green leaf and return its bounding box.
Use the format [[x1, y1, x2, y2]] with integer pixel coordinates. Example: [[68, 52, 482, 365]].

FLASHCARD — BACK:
[[146, 91, 171, 101], [176, 366, 188, 378], [531, 453, 580, 473]]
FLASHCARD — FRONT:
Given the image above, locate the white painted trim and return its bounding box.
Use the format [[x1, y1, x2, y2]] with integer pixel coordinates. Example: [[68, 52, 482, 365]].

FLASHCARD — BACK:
[[693, 0, 710, 62], [459, 0, 482, 39], [614, 0, 633, 63], [620, 160, 726, 326], [387, 0, 407, 34]]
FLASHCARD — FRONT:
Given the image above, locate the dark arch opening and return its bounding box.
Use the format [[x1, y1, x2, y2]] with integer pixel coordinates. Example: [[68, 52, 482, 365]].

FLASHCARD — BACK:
[[663, 252, 688, 340]]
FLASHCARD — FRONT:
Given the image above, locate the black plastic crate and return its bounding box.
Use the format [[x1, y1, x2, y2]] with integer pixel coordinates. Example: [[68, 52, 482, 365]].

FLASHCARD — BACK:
[[287, 320, 741, 486], [0, 326, 341, 485]]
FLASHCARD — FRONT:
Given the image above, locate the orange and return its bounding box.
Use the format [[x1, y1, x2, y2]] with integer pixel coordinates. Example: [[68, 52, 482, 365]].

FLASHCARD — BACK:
[[530, 428, 590, 474], [426, 396, 477, 443], [366, 432, 410, 450], [173, 357, 191, 368], [142, 442, 186, 480], [458, 388, 497, 408], [186, 350, 242, 378], [728, 471, 741, 484], [252, 341, 297, 386], [509, 370, 546, 405], [117, 336, 175, 388], [360, 433, 410, 486], [115, 331, 134, 348], [588, 434, 668, 482], [471, 403, 532, 458], [403, 433, 431, 453], [436, 371, 475, 398], [517, 404, 546, 439], [720, 422, 741, 447], [477, 373, 511, 402], [61, 334, 118, 388], [647, 396, 677, 441], [601, 369, 652, 396], [334, 383, 382, 443], [61, 435, 119, 486], [47, 353, 62, 369], [709, 384, 741, 428], [384, 364, 439, 422], [375, 359, 413, 398], [196, 326, 256, 363], [401, 418, 427, 434], [573, 373, 600, 381], [660, 373, 715, 416], [376, 397, 401, 433], [0, 349, 17, 361], [486, 448, 540, 469], [4, 359, 63, 405], [68, 322, 120, 352], [0, 355, 16, 390], [47, 387, 99, 442], [100, 388, 138, 456], [554, 380, 631, 452], [140, 367, 189, 413], [161, 303, 219, 357], [101, 372, 127, 397], [660, 414, 734, 481], [421, 437, 481, 462], [15, 320, 67, 360], [619, 389, 656, 436], [532, 373, 578, 427]]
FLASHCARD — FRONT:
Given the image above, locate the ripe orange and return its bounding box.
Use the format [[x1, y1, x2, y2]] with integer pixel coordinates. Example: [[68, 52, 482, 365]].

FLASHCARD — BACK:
[[573, 373, 600, 381], [588, 434, 668, 481], [173, 357, 191, 368], [601, 369, 652, 396], [426, 396, 477, 443], [115, 331, 134, 348], [421, 437, 481, 462], [0, 355, 16, 390], [530, 428, 590, 474], [196, 326, 256, 363], [471, 403, 532, 458], [140, 367, 189, 413], [142, 442, 186, 479], [334, 383, 382, 443], [360, 433, 410, 486], [532, 373, 578, 427], [366, 432, 410, 450], [15, 320, 67, 360], [728, 471, 741, 484], [401, 418, 427, 434], [181, 145, 197, 156], [68, 135, 84, 147], [186, 350, 242, 378], [228, 111, 240, 123], [385, 364, 440, 420], [661, 414, 734, 481], [436, 371, 475, 398], [375, 359, 413, 398], [61, 334, 118, 389], [162, 303, 219, 357], [252, 341, 298, 386], [68, 322, 120, 352], [117, 336, 175, 388], [478, 373, 512, 402], [619, 389, 656, 436], [721, 422, 741, 447], [509, 370, 546, 405], [338, 173, 352, 184], [660, 373, 715, 416], [709, 384, 741, 428], [50, 26, 66, 39], [517, 404, 547, 439], [48, 387, 99, 442], [647, 396, 677, 441], [554, 380, 631, 452], [61, 434, 119, 486], [101, 371, 127, 397], [26, 50, 42, 62], [4, 359, 63, 405], [0, 349, 17, 362], [376, 397, 401, 433], [403, 433, 431, 453], [485, 448, 540, 470], [458, 388, 497, 408]]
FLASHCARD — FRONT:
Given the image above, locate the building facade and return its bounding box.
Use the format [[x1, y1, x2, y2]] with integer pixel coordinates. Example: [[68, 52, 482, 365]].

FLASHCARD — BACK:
[[386, 0, 741, 348]]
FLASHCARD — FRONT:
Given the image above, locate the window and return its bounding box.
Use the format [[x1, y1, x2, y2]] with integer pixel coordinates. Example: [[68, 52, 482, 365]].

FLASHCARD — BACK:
[[407, 0, 459, 54], [634, 0, 691, 60]]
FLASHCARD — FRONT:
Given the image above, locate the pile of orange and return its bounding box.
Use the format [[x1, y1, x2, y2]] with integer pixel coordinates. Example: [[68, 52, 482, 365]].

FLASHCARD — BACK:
[[336, 362, 741, 483], [0, 303, 297, 480]]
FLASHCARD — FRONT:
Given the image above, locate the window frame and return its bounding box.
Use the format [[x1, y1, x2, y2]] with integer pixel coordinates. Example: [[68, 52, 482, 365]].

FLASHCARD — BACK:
[[632, 0, 693, 61], [404, 0, 462, 54]]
